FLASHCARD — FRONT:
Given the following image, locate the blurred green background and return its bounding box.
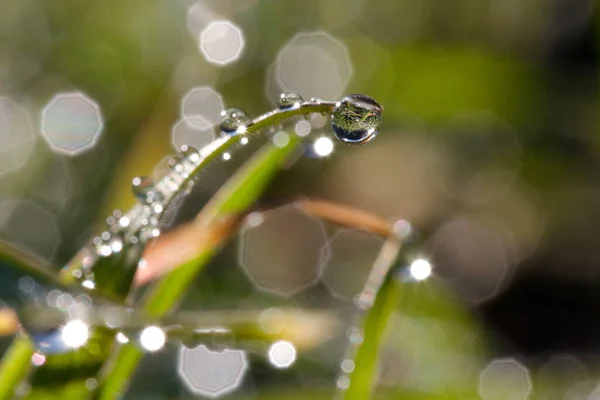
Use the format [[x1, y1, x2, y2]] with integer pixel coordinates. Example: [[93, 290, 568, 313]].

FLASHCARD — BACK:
[[1, 0, 600, 398]]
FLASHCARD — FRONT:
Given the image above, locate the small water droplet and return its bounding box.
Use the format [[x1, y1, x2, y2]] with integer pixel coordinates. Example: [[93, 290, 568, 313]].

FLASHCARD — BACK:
[[277, 92, 303, 110], [331, 94, 382, 144], [219, 108, 250, 135], [347, 327, 363, 345], [132, 176, 160, 203], [337, 375, 351, 390], [168, 155, 185, 171], [119, 216, 130, 228], [96, 235, 112, 257], [180, 144, 199, 158]]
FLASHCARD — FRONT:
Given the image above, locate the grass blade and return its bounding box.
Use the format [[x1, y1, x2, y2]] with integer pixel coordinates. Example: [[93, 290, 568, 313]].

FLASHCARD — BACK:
[[338, 238, 402, 400], [96, 134, 300, 399]]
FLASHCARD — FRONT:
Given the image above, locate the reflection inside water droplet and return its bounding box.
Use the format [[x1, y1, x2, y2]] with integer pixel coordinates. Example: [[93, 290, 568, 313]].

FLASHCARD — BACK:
[[331, 94, 382, 144], [132, 176, 159, 203], [277, 92, 303, 110], [219, 108, 250, 136]]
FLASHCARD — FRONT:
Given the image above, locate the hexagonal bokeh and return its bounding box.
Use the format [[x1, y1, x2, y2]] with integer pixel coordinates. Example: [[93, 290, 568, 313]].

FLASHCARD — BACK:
[[0, 97, 35, 176], [273, 31, 352, 101], [321, 230, 384, 300], [199, 20, 245, 65], [238, 205, 328, 296], [427, 217, 512, 305], [40, 91, 104, 156], [186, 0, 259, 39], [171, 118, 215, 152], [181, 86, 224, 129], [538, 354, 591, 399], [0, 199, 60, 260], [178, 345, 248, 397], [479, 358, 532, 400]]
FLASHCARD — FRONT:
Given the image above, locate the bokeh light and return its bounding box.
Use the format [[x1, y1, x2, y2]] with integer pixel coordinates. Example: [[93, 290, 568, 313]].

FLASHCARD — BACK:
[[178, 345, 248, 397], [313, 136, 334, 157], [181, 86, 224, 129], [321, 230, 384, 299], [60, 320, 89, 349], [267, 340, 297, 369], [238, 204, 328, 296], [40, 91, 104, 156], [272, 31, 352, 101], [409, 258, 432, 281], [199, 20, 245, 66], [140, 326, 166, 352], [428, 217, 512, 304], [170, 118, 215, 152], [479, 358, 532, 400]]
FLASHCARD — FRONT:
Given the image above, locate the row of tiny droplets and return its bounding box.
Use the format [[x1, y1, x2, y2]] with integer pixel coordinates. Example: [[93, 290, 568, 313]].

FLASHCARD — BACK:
[[334, 221, 416, 395], [72, 92, 318, 290]]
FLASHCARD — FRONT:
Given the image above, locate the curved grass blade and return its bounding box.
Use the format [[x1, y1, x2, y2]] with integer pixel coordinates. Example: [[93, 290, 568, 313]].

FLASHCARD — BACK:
[[95, 133, 300, 399], [336, 238, 403, 400]]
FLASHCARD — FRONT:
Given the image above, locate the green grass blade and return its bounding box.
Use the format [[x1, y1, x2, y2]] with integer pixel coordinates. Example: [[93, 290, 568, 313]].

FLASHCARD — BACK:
[[339, 238, 402, 400], [342, 276, 400, 400], [96, 134, 300, 399], [0, 335, 35, 399]]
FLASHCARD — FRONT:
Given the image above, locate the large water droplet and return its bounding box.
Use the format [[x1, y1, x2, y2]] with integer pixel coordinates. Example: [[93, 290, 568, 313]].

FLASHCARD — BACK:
[[277, 92, 303, 110], [331, 94, 382, 144], [219, 108, 250, 135]]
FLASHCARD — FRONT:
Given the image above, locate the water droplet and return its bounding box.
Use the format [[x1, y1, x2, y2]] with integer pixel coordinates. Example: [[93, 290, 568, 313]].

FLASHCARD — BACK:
[[331, 94, 382, 144], [180, 144, 199, 158], [277, 92, 303, 110], [219, 108, 250, 135], [96, 235, 112, 257], [132, 176, 157, 203], [168, 155, 185, 171]]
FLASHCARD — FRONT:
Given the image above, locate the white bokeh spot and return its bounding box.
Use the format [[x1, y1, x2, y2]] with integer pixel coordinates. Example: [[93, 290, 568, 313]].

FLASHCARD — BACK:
[[409, 259, 432, 281], [178, 345, 248, 397], [61, 320, 89, 349], [40, 91, 104, 156], [313, 136, 334, 157], [199, 20, 245, 65], [140, 326, 166, 352], [268, 340, 297, 369]]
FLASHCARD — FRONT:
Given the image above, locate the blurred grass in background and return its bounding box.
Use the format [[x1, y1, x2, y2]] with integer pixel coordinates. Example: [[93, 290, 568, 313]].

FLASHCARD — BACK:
[[0, 0, 599, 398]]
